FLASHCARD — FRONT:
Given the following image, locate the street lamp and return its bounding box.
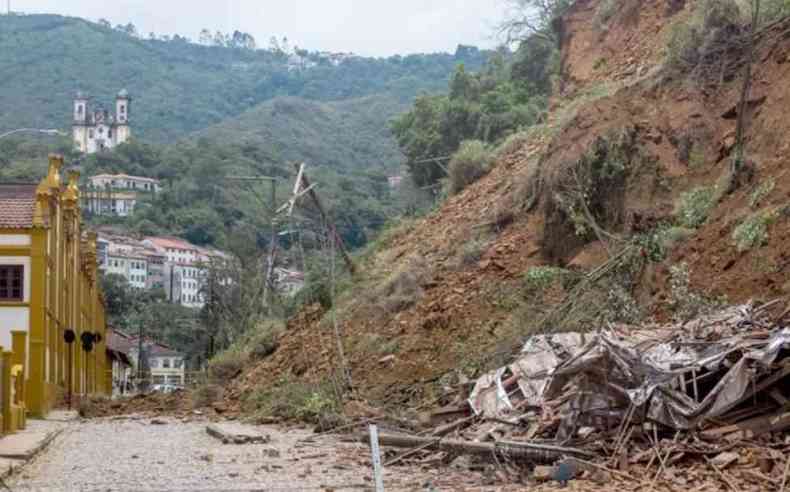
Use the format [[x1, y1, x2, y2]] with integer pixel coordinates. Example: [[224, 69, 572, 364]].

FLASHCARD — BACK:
[[0, 128, 66, 140]]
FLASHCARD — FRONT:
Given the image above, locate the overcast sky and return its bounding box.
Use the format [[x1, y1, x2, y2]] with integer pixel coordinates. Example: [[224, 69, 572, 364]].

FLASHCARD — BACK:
[[12, 0, 509, 56]]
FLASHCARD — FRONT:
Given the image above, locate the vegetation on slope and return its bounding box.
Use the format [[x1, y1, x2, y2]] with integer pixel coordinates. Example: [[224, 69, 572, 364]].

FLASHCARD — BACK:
[[0, 13, 491, 142]]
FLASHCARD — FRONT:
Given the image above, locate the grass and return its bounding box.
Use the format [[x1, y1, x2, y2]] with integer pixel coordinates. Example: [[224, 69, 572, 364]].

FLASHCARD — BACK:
[[732, 208, 779, 252], [244, 377, 341, 424], [675, 186, 718, 228], [594, 0, 620, 31], [448, 140, 493, 195], [523, 266, 571, 293], [749, 178, 775, 209]]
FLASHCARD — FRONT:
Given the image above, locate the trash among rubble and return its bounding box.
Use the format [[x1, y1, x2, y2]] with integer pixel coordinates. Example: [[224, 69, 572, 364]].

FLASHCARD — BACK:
[[366, 301, 790, 489], [469, 303, 790, 436]]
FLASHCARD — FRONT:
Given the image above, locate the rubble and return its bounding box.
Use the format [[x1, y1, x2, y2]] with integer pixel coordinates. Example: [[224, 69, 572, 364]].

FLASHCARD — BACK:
[[372, 302, 790, 489]]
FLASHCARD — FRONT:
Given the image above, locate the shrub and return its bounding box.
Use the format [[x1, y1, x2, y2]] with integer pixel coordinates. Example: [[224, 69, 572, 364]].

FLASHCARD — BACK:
[[594, 0, 620, 30], [523, 266, 570, 293], [493, 131, 531, 161], [665, 0, 743, 76], [749, 178, 775, 209], [448, 140, 492, 195], [668, 262, 724, 322], [376, 257, 430, 313], [245, 378, 340, 424], [208, 349, 247, 382], [761, 0, 790, 24], [456, 237, 489, 268], [247, 320, 283, 361], [192, 383, 223, 408], [732, 208, 779, 252], [675, 186, 717, 228]]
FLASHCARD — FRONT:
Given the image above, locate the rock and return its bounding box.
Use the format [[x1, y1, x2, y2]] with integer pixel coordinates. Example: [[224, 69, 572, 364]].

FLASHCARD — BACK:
[[193, 410, 204, 416], [206, 423, 270, 445], [533, 465, 555, 482], [263, 448, 281, 459], [378, 355, 396, 364], [711, 451, 739, 469], [110, 401, 123, 409], [450, 455, 473, 470], [213, 403, 228, 414], [150, 419, 167, 425]]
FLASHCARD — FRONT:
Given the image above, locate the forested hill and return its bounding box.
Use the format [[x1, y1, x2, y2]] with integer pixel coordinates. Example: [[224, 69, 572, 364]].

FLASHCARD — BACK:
[[195, 94, 406, 171], [0, 13, 491, 142]]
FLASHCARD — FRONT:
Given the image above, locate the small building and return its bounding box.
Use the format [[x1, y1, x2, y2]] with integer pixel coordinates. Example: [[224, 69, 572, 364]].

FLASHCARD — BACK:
[[274, 267, 305, 297], [106, 329, 133, 396], [83, 174, 160, 217], [72, 89, 131, 154], [127, 339, 185, 387]]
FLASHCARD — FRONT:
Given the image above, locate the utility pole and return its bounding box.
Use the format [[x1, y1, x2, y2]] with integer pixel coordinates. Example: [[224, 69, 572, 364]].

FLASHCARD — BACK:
[[224, 176, 279, 313], [292, 163, 357, 275]]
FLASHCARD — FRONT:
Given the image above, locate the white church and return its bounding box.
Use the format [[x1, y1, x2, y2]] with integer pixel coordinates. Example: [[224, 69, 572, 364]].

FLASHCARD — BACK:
[[72, 89, 132, 154]]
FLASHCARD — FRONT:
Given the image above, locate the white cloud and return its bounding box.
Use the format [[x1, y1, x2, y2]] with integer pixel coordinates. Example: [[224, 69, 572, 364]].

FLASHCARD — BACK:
[[13, 0, 508, 56]]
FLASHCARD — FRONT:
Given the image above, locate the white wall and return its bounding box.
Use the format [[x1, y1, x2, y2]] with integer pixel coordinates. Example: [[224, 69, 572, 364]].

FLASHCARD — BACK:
[[0, 235, 31, 247], [0, 307, 29, 351]]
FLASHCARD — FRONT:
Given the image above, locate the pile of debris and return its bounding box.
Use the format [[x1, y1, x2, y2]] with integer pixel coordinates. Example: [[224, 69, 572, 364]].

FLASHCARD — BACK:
[[370, 302, 790, 489]]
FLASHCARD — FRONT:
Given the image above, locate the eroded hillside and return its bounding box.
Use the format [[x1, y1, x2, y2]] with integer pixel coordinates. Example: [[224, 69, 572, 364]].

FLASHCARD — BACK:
[[225, 0, 790, 415]]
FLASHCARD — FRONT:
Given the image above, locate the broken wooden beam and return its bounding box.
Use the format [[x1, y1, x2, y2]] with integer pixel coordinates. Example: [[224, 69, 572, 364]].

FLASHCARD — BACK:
[[358, 432, 595, 463]]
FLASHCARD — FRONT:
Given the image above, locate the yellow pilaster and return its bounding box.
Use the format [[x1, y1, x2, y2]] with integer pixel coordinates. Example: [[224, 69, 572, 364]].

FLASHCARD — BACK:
[[27, 227, 48, 416], [11, 331, 26, 408], [2, 351, 13, 433]]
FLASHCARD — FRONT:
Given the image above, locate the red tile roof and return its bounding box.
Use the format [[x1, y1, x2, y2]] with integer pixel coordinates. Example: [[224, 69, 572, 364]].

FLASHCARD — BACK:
[[145, 236, 198, 251], [0, 183, 37, 229]]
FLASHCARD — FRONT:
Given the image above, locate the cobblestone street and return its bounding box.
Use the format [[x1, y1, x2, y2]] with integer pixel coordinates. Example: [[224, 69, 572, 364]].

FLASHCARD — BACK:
[[7, 417, 504, 491]]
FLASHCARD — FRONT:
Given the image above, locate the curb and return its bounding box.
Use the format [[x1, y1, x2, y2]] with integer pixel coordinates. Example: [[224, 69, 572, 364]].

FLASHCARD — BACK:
[[0, 427, 64, 480]]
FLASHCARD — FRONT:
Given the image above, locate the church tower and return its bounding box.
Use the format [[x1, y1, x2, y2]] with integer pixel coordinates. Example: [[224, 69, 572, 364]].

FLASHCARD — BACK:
[[72, 92, 90, 153], [114, 89, 131, 145]]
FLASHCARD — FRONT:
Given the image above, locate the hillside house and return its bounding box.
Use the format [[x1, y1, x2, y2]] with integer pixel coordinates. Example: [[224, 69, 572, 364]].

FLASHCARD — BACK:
[[83, 173, 160, 217]]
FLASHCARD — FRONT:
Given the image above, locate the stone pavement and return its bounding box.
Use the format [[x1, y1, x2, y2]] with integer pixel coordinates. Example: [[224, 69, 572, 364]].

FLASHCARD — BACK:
[[0, 411, 76, 479], [6, 415, 515, 491]]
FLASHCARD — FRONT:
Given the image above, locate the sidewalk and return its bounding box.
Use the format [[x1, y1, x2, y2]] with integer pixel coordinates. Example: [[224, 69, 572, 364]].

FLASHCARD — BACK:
[[0, 411, 76, 479]]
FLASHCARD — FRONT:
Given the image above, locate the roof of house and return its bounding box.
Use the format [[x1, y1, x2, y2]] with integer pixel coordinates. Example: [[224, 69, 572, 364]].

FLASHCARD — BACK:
[[107, 328, 136, 354], [145, 236, 198, 252], [0, 183, 38, 229], [89, 174, 159, 184]]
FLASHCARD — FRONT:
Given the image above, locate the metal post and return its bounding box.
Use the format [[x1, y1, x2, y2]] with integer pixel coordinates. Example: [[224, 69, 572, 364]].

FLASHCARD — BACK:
[[369, 424, 385, 492]]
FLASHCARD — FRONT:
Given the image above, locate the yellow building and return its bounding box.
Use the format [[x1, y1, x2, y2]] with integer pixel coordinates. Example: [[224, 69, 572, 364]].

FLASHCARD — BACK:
[[0, 154, 109, 429]]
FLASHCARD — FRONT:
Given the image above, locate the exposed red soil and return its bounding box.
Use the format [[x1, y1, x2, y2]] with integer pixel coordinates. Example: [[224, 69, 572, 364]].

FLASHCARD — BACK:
[[224, 1, 790, 414]]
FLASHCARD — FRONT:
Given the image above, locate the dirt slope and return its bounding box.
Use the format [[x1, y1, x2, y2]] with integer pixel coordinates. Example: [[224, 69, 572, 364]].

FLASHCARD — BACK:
[[226, 0, 790, 414]]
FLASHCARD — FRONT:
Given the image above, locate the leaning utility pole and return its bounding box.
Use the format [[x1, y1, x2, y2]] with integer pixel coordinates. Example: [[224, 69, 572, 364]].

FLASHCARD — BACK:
[[289, 162, 357, 276], [224, 175, 279, 313]]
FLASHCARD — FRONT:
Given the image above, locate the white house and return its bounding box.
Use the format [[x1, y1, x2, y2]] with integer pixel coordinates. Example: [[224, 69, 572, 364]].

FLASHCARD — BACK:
[[84, 174, 160, 217]]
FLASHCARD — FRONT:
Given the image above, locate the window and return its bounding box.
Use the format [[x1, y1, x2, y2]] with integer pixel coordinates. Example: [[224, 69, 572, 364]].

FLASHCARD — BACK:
[[0, 266, 23, 301], [149, 358, 159, 368], [89, 129, 94, 139], [108, 129, 112, 138], [163, 358, 171, 368], [120, 104, 126, 115]]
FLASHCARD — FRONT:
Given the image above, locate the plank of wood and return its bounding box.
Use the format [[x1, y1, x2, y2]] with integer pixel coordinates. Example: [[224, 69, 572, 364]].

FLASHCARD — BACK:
[[703, 411, 790, 440], [359, 432, 595, 463]]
